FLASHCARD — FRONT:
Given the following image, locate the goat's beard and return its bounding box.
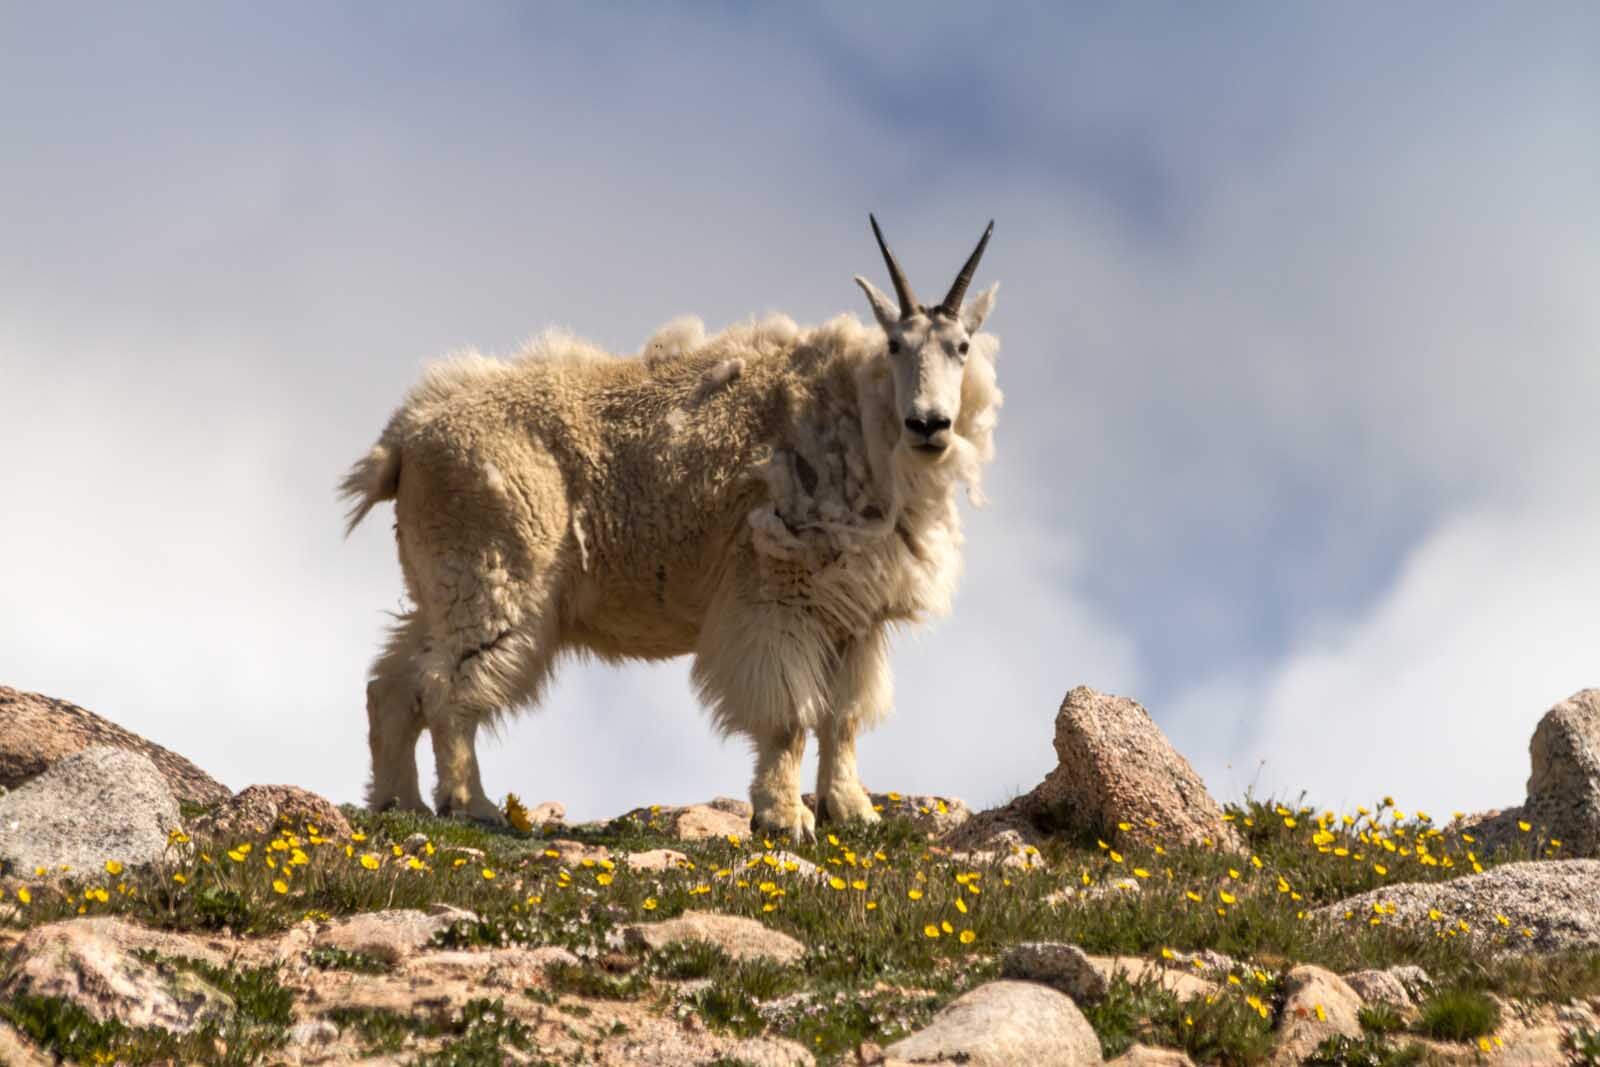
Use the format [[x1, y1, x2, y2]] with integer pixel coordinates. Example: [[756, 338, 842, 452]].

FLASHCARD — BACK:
[[890, 431, 987, 508]]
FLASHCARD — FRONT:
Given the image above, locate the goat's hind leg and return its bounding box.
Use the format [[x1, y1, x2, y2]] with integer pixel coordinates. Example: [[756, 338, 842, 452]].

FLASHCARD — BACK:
[[423, 617, 561, 827], [365, 615, 430, 814]]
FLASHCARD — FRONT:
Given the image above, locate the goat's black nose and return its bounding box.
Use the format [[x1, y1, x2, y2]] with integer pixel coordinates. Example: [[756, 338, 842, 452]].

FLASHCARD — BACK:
[[904, 414, 952, 438]]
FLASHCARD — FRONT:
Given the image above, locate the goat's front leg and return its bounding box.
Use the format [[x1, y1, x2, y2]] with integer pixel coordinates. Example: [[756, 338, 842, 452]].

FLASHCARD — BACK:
[[749, 726, 815, 843], [815, 715, 880, 825]]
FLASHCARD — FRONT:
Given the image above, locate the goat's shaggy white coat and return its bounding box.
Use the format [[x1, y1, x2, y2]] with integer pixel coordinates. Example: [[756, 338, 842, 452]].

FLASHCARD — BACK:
[[343, 286, 1000, 838]]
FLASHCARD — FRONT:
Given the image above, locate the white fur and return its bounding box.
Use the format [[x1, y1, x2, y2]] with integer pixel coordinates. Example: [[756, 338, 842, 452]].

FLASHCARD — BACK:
[[341, 270, 1001, 839]]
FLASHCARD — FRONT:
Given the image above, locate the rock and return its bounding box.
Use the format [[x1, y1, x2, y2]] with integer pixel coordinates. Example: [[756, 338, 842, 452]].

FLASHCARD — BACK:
[[405, 945, 578, 988], [999, 944, 1214, 1006], [287, 1018, 340, 1046], [627, 848, 691, 872], [189, 784, 353, 840], [0, 1019, 52, 1067], [1341, 968, 1417, 1014], [1000, 942, 1106, 1003], [949, 829, 1045, 872], [1270, 965, 1363, 1067], [945, 688, 1239, 854], [803, 792, 971, 837], [0, 685, 229, 806], [1523, 689, 1600, 856], [526, 800, 566, 827], [1034, 688, 1242, 850], [623, 910, 805, 964], [314, 905, 478, 965], [708, 795, 754, 818], [942, 801, 1047, 854], [885, 980, 1104, 1065], [1107, 1047, 1196, 1067], [0, 746, 182, 876], [671, 803, 752, 841], [1, 918, 233, 1032], [543, 839, 612, 866], [1314, 860, 1600, 954]]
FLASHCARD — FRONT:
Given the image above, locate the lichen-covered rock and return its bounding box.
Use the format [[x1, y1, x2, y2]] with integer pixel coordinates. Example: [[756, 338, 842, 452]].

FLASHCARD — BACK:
[[1034, 688, 1242, 850], [314, 905, 478, 965], [0, 917, 232, 1032], [1270, 965, 1363, 1066], [189, 783, 353, 840], [1315, 860, 1600, 954], [0, 746, 181, 876], [885, 980, 1104, 1065], [623, 910, 805, 964], [1000, 942, 1107, 1003], [945, 688, 1239, 854], [1523, 689, 1600, 856], [1000, 944, 1215, 1007], [0, 686, 229, 806], [1341, 967, 1418, 1015]]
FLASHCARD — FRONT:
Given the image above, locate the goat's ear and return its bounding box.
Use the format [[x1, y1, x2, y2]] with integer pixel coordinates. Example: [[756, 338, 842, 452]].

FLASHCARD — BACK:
[[962, 281, 999, 333], [854, 276, 900, 332]]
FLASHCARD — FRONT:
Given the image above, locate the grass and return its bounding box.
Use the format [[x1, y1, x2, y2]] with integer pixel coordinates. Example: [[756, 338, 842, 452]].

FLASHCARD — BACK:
[[1415, 988, 1499, 1042], [0, 791, 1582, 1065]]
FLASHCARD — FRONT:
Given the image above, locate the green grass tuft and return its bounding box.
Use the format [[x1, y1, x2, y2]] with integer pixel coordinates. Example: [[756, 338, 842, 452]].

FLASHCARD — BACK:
[[1416, 988, 1499, 1041]]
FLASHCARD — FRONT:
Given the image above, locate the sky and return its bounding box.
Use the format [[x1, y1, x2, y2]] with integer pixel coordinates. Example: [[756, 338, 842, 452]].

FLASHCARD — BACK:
[[3, 4, 1597, 822]]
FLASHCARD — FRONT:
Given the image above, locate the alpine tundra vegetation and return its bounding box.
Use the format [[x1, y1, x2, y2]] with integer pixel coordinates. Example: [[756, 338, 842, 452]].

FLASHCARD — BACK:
[[339, 217, 1002, 841]]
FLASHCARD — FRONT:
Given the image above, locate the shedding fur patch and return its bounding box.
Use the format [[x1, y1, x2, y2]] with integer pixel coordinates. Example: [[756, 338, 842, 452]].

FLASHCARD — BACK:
[[571, 505, 591, 573]]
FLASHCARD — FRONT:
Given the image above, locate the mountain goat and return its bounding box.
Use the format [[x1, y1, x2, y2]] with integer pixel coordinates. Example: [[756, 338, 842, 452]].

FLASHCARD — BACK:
[[340, 217, 1000, 840]]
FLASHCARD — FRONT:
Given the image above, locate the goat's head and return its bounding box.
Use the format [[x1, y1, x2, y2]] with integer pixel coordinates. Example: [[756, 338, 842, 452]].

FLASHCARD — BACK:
[[854, 215, 997, 458]]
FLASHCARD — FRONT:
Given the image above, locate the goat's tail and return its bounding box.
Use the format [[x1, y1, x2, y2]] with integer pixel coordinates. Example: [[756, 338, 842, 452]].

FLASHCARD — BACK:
[[338, 441, 401, 537]]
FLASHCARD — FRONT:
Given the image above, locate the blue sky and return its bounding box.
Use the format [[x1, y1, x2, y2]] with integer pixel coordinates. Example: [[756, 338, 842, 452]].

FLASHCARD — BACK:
[[3, 4, 1598, 819]]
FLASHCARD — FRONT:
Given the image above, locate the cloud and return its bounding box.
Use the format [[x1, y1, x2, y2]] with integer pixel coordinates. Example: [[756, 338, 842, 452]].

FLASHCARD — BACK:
[[1171, 499, 1600, 815], [2, 7, 1597, 821]]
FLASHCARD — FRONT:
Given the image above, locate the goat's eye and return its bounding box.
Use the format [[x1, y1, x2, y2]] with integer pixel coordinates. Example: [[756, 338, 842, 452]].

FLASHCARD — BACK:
[[888, 340, 900, 354], [958, 341, 970, 355]]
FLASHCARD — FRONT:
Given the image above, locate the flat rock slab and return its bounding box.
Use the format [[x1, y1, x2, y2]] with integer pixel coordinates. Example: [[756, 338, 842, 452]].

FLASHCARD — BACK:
[[885, 980, 1104, 1066], [405, 946, 578, 988], [1315, 859, 1600, 954], [0, 746, 181, 876], [1, 917, 233, 1032], [315, 905, 478, 965], [623, 910, 805, 964], [0, 686, 228, 805]]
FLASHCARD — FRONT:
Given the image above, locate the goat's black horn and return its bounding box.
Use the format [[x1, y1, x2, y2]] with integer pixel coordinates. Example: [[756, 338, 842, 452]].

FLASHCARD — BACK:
[[939, 220, 994, 315], [869, 213, 920, 319]]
